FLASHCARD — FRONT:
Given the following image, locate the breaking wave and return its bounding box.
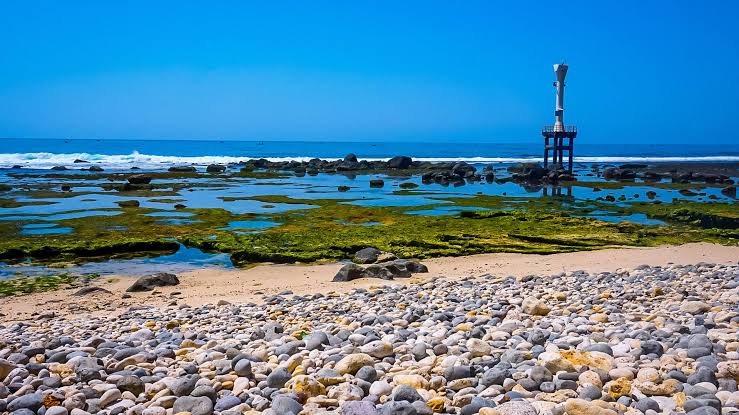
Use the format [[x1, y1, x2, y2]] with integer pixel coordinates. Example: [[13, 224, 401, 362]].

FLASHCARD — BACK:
[[1, 151, 738, 170]]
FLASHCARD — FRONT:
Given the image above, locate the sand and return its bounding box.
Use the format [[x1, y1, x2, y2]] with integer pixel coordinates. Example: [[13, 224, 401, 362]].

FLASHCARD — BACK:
[[1, 242, 737, 322]]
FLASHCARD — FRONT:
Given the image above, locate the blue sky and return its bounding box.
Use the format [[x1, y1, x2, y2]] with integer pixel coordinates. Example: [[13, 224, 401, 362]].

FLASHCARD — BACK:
[[1, 1, 738, 143]]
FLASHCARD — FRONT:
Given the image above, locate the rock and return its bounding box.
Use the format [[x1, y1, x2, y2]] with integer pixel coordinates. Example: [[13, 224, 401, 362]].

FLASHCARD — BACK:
[[370, 179, 385, 188], [206, 164, 226, 173], [344, 154, 358, 163], [387, 156, 413, 169], [336, 353, 376, 375], [127, 174, 152, 184], [333, 263, 365, 282], [484, 401, 537, 415], [171, 375, 199, 396], [341, 401, 380, 415], [168, 166, 197, 172], [466, 338, 492, 357], [521, 296, 550, 316], [126, 272, 180, 292], [286, 375, 327, 397], [7, 393, 43, 412], [214, 395, 241, 411], [361, 340, 394, 358], [0, 359, 17, 379], [45, 407, 69, 415], [172, 396, 214, 415], [73, 286, 112, 296], [266, 367, 291, 388], [117, 200, 140, 208], [381, 400, 417, 414], [681, 301, 711, 314], [354, 247, 382, 264], [564, 398, 617, 415], [234, 358, 252, 377], [116, 375, 144, 396], [271, 396, 303, 415]]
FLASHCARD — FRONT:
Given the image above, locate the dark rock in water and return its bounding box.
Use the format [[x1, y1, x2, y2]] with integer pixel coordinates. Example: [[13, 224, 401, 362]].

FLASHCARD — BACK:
[[174, 204, 187, 209], [620, 163, 647, 169], [206, 164, 226, 173], [117, 200, 140, 208], [0, 184, 11, 192], [508, 163, 547, 183], [11, 165, 22, 169], [370, 179, 385, 188], [399, 182, 418, 189], [51, 165, 67, 170], [89, 165, 104, 172], [127, 272, 180, 292], [73, 286, 112, 296], [74, 159, 89, 163], [387, 155, 413, 169], [603, 167, 636, 180], [332, 263, 365, 282], [344, 153, 358, 162], [338, 185, 350, 192], [61, 185, 71, 191], [646, 190, 657, 199], [642, 171, 663, 181], [721, 185, 736, 198], [679, 189, 700, 197], [169, 166, 197, 172], [354, 247, 382, 264], [127, 174, 152, 184]]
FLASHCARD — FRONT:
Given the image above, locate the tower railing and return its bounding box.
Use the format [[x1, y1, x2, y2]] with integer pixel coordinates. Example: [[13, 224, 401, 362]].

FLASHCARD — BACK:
[[541, 125, 578, 134]]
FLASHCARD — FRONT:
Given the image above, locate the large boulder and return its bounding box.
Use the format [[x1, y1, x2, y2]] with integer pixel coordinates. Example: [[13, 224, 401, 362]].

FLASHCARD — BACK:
[[126, 273, 180, 292], [387, 156, 413, 169], [354, 247, 382, 264], [332, 264, 366, 282], [332, 259, 428, 282]]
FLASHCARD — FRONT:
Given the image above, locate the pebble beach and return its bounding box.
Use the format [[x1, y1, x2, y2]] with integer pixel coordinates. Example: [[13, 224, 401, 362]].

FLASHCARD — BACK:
[[2, 259, 738, 415]]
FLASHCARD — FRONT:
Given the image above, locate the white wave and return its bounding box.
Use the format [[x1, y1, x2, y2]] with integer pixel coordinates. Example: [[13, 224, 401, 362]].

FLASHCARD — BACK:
[[0, 151, 738, 170]]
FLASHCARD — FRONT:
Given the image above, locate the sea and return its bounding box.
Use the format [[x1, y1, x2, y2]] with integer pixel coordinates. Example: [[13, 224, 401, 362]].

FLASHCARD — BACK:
[[1, 138, 738, 170]]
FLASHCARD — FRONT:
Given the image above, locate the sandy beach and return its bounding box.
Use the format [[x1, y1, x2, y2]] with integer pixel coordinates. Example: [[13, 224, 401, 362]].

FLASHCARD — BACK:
[[3, 242, 736, 323]]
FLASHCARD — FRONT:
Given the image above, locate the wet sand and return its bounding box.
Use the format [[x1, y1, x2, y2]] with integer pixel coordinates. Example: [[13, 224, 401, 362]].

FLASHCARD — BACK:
[[2, 242, 737, 322]]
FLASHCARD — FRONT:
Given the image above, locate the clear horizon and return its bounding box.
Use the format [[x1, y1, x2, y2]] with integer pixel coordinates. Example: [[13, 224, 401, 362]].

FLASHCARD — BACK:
[[2, 1, 738, 144]]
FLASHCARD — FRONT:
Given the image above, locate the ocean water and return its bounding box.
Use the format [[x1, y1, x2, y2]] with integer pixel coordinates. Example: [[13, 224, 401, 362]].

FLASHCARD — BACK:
[[1, 138, 738, 170]]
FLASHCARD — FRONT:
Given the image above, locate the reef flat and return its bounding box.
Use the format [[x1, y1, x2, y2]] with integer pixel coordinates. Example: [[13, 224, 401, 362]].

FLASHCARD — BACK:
[[0, 159, 736, 276]]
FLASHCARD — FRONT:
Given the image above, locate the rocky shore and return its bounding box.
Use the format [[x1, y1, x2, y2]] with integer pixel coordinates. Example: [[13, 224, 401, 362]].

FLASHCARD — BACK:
[[1, 262, 738, 415]]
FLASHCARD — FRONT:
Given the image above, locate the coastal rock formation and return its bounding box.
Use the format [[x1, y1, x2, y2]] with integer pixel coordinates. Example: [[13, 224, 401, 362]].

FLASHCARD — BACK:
[[0, 263, 737, 414], [126, 272, 180, 292], [333, 258, 428, 281]]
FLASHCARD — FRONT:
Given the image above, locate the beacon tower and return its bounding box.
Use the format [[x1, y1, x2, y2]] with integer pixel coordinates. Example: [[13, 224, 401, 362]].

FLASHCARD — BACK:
[[542, 63, 577, 172]]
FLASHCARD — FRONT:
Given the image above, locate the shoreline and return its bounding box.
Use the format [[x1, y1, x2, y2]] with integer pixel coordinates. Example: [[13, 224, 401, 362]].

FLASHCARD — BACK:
[[3, 242, 737, 323]]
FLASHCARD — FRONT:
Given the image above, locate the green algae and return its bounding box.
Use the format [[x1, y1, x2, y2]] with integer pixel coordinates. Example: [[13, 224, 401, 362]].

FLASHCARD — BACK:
[[0, 193, 735, 268], [0, 273, 99, 297]]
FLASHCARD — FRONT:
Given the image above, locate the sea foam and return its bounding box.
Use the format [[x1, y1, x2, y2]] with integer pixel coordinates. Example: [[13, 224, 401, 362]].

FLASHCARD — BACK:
[[1, 151, 738, 170]]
